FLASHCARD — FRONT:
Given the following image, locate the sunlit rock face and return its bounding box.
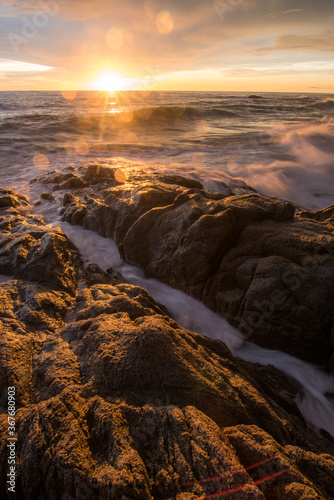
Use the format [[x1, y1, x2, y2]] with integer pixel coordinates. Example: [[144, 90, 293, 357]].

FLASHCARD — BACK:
[[40, 166, 334, 369], [0, 201, 78, 295]]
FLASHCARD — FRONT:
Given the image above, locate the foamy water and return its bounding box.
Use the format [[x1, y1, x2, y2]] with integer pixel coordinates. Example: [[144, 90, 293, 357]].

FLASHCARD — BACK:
[[59, 222, 334, 437], [222, 115, 334, 209]]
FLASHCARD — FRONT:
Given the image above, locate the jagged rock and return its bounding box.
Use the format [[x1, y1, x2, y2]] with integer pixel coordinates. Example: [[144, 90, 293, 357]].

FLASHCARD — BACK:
[[156, 174, 204, 190], [0, 280, 74, 409], [1, 280, 334, 499], [52, 175, 84, 191], [39, 170, 75, 185], [32, 169, 85, 192], [40, 192, 55, 202], [0, 195, 17, 208], [0, 210, 78, 294], [202, 219, 334, 365], [60, 193, 87, 225], [299, 204, 334, 233], [83, 163, 118, 181], [56, 168, 334, 368], [63, 192, 79, 205], [0, 187, 30, 208], [84, 263, 125, 287]]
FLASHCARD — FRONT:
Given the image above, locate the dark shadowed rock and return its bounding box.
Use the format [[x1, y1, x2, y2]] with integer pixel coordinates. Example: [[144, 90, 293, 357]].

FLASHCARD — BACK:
[[52, 175, 84, 191], [0, 186, 30, 209], [40, 192, 55, 202], [299, 204, 334, 234], [0, 195, 17, 208], [202, 219, 334, 365], [156, 174, 204, 190], [84, 263, 125, 287]]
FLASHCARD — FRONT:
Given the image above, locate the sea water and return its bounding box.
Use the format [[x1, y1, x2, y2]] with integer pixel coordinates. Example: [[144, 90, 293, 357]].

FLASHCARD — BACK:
[[1, 90, 334, 209]]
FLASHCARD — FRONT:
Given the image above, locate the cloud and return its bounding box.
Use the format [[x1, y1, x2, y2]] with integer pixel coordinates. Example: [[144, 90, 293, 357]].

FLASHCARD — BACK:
[[267, 9, 304, 18], [1, 0, 334, 89], [253, 32, 334, 53], [0, 58, 52, 72], [224, 63, 334, 78]]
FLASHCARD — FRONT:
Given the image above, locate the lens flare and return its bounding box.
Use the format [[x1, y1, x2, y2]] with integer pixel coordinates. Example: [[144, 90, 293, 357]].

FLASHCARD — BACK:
[[196, 120, 210, 134], [156, 11, 174, 35], [180, 452, 285, 486], [118, 129, 138, 143], [61, 90, 77, 101], [120, 109, 134, 123], [144, 0, 158, 19], [94, 143, 107, 153], [75, 139, 89, 155], [115, 168, 127, 183], [106, 28, 123, 50], [55, 132, 68, 146], [121, 28, 133, 47], [197, 468, 290, 499], [33, 154, 49, 169], [64, 140, 74, 156]]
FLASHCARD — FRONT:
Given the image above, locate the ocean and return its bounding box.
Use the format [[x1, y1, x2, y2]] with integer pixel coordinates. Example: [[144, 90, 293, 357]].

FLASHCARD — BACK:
[[1, 90, 334, 435], [1, 90, 334, 209]]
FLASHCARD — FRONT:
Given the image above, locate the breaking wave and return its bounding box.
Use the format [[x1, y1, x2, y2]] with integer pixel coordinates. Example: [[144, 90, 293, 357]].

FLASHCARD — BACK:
[[223, 116, 334, 209]]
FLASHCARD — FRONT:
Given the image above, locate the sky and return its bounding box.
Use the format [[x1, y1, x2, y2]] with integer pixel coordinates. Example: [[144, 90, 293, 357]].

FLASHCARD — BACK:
[[0, 0, 333, 92]]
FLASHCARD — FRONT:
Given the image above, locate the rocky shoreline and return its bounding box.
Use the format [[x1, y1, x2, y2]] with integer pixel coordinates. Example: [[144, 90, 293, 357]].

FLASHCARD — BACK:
[[1, 169, 334, 499], [44, 165, 334, 369]]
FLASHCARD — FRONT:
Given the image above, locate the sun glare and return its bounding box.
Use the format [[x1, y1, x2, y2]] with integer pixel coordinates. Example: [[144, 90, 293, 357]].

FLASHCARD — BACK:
[[94, 71, 129, 92]]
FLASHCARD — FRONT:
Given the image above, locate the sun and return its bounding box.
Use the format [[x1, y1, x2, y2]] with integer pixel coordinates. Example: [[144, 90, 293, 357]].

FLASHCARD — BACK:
[[94, 71, 129, 92]]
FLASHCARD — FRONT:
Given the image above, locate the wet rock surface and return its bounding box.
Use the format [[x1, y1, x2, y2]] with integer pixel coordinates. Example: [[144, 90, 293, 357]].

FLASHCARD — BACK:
[[0, 187, 30, 209], [1, 184, 334, 499], [0, 192, 78, 295], [39, 166, 334, 368]]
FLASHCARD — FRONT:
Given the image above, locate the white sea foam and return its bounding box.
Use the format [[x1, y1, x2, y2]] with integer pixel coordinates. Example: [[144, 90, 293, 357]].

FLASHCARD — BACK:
[[142, 116, 334, 210], [232, 117, 334, 210], [59, 222, 334, 437]]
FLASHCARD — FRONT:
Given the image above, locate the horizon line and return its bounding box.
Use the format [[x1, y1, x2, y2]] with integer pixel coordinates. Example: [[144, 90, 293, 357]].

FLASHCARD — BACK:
[[0, 89, 332, 94]]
